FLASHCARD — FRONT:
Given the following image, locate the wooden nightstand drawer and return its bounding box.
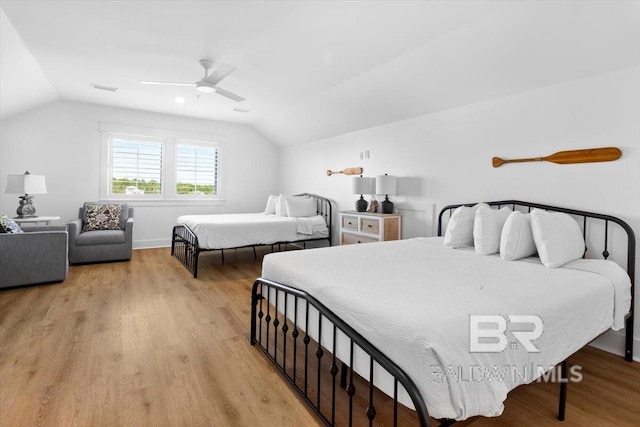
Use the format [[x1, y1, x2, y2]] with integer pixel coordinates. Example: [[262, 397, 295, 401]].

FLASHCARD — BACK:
[[342, 216, 358, 230], [360, 218, 379, 235], [342, 233, 378, 245], [339, 211, 401, 246]]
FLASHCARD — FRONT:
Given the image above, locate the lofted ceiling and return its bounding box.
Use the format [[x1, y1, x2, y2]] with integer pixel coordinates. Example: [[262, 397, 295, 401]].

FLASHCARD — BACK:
[[1, 1, 638, 146]]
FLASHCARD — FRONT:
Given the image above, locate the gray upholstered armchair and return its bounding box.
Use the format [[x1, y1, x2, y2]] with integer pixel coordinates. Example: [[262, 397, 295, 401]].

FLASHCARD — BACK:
[[67, 204, 134, 264], [0, 225, 69, 288]]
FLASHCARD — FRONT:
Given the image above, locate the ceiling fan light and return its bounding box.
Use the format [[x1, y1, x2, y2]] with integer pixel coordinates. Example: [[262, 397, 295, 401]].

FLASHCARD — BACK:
[[196, 81, 216, 93]]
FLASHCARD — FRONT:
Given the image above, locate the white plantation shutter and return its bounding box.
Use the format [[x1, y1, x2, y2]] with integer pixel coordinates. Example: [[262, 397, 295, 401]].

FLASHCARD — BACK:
[[175, 142, 219, 196], [110, 137, 163, 195], [100, 124, 223, 201]]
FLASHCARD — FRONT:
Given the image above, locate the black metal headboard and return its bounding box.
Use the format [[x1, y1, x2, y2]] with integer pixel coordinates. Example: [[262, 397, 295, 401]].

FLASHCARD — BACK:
[[437, 200, 636, 362], [295, 193, 333, 246]]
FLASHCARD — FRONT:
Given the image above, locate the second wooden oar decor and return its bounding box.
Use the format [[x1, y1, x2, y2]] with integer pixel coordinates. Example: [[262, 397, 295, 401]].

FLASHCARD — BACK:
[[326, 167, 363, 176], [492, 147, 621, 168]]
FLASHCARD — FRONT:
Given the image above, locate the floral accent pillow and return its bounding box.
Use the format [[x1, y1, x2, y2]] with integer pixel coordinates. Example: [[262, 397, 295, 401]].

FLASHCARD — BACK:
[[82, 204, 123, 232], [0, 213, 24, 234]]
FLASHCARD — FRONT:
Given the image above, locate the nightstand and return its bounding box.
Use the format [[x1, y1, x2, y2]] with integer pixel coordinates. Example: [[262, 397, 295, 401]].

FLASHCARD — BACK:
[[13, 216, 60, 226], [339, 211, 401, 245]]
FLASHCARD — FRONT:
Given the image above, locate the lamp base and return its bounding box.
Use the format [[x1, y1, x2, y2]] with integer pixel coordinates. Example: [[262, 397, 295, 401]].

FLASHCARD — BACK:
[[16, 195, 37, 217], [355, 195, 368, 212], [380, 195, 394, 214]]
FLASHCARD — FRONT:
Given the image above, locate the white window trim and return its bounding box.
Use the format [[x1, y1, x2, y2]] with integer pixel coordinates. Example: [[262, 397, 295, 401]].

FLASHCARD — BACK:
[[99, 123, 226, 205]]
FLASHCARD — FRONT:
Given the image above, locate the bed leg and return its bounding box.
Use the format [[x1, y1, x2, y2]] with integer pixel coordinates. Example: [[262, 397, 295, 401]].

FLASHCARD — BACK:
[[250, 286, 262, 346], [339, 361, 348, 389], [625, 314, 634, 362], [558, 360, 568, 421]]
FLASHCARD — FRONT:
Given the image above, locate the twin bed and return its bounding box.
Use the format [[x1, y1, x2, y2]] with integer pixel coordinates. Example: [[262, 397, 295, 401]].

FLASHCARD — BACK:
[[249, 200, 635, 426], [171, 193, 331, 277]]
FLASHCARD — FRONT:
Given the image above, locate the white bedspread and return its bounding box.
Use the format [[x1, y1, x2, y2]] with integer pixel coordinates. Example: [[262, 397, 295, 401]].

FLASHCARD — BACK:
[[261, 237, 631, 420], [176, 213, 328, 250]]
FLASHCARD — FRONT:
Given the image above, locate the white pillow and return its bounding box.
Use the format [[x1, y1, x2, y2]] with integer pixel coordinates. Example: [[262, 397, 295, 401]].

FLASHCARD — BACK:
[[473, 205, 512, 255], [264, 195, 279, 215], [275, 194, 305, 217], [443, 204, 483, 248], [286, 197, 316, 218], [275, 194, 287, 216], [500, 211, 537, 261], [530, 209, 585, 268]]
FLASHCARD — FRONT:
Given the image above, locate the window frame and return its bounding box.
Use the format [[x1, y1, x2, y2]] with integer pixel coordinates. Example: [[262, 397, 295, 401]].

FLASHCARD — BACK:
[[99, 123, 225, 205]]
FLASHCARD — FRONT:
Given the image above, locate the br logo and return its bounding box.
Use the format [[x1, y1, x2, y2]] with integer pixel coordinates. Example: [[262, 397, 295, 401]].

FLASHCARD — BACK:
[[469, 315, 543, 353]]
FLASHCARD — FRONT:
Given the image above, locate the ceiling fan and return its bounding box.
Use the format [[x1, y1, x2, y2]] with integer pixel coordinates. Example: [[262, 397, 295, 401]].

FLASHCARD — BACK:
[[140, 59, 245, 102]]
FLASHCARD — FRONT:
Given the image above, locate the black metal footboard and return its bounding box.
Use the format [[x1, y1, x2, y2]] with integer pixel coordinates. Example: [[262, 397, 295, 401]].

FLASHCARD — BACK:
[[172, 224, 200, 278], [251, 278, 431, 427]]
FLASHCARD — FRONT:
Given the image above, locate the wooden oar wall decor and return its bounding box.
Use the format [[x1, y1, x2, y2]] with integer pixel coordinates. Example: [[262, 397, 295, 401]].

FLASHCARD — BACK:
[[326, 167, 363, 176], [492, 147, 621, 168]]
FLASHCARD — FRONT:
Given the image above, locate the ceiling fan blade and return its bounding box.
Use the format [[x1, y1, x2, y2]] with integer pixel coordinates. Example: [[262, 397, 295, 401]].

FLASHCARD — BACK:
[[214, 87, 245, 102], [203, 63, 236, 85], [139, 81, 196, 86]]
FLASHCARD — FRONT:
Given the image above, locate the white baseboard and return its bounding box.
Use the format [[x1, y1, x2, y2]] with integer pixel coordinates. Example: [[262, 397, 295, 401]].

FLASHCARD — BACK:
[[589, 330, 640, 362], [133, 238, 171, 250]]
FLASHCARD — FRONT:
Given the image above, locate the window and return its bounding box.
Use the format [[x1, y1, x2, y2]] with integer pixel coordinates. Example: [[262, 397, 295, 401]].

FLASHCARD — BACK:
[[175, 142, 219, 196], [100, 123, 224, 203], [111, 137, 163, 196]]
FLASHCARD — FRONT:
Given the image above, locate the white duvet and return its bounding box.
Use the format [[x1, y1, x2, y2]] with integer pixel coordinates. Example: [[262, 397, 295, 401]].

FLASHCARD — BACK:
[[260, 237, 631, 420], [176, 213, 328, 250]]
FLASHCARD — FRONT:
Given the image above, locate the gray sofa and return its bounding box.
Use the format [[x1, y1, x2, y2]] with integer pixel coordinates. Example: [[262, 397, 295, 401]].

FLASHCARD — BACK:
[[67, 206, 134, 264], [0, 225, 69, 288]]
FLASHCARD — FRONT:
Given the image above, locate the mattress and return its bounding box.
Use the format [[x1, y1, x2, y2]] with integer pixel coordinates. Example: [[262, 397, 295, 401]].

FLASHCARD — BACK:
[[260, 237, 631, 420], [176, 213, 328, 250]]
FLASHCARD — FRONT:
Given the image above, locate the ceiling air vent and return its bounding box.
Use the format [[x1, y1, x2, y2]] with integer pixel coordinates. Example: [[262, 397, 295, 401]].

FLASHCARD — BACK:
[[232, 107, 251, 113], [90, 83, 118, 92]]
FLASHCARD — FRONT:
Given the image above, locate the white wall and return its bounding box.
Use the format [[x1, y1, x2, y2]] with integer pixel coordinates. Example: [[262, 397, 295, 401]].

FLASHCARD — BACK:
[[279, 66, 640, 359], [0, 100, 279, 248]]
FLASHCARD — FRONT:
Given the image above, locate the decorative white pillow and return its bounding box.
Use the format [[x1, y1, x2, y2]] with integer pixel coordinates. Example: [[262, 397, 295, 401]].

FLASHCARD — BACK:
[[443, 203, 483, 248], [530, 209, 585, 268], [275, 194, 287, 216], [500, 211, 537, 261], [473, 205, 512, 255], [286, 197, 316, 218], [275, 194, 306, 217], [264, 195, 279, 215]]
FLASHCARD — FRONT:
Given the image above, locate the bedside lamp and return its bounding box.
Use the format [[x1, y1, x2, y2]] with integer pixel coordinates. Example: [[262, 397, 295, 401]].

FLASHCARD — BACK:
[[5, 171, 48, 218], [376, 173, 397, 214], [352, 176, 374, 212]]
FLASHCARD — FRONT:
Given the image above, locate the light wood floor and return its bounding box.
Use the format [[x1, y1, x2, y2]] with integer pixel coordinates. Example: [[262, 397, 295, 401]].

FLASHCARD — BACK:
[[1, 247, 638, 426]]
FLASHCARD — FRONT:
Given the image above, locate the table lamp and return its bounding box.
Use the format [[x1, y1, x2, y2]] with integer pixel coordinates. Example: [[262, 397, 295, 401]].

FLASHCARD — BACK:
[[352, 176, 374, 212], [5, 171, 48, 218], [376, 173, 397, 214]]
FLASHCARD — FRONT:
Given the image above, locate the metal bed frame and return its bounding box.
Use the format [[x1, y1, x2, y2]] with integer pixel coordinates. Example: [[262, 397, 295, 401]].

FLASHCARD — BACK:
[[171, 193, 332, 278], [250, 200, 636, 427]]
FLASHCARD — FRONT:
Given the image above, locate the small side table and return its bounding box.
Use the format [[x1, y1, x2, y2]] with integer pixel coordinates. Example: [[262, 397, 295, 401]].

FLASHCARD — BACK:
[[339, 211, 401, 245], [14, 216, 61, 226]]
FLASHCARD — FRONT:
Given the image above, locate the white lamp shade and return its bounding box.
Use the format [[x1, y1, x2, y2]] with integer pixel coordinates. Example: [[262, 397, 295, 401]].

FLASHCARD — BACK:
[[375, 174, 397, 195], [5, 173, 47, 195], [352, 177, 375, 195]]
